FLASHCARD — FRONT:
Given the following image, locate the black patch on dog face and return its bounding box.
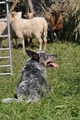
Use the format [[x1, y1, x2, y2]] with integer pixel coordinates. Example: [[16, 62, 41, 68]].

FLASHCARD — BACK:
[[26, 49, 39, 61], [32, 53, 39, 61]]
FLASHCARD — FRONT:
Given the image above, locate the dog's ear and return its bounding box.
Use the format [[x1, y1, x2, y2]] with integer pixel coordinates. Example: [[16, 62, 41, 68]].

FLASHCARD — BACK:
[[26, 49, 33, 57], [26, 50, 39, 61], [32, 53, 39, 61]]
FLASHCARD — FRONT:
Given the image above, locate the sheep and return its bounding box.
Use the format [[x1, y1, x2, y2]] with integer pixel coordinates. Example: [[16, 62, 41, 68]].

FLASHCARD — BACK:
[[25, 11, 63, 43], [0, 11, 22, 48], [24, 12, 54, 43], [11, 11, 22, 48], [0, 21, 18, 48], [0, 21, 7, 48], [24, 12, 44, 45], [9, 12, 48, 51]]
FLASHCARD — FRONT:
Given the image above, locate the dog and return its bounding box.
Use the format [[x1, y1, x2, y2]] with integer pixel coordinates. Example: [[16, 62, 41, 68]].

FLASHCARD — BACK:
[[2, 50, 58, 103]]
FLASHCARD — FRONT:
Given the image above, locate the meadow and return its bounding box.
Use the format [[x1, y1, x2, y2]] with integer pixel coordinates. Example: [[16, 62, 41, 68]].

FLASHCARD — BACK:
[[0, 38, 80, 120]]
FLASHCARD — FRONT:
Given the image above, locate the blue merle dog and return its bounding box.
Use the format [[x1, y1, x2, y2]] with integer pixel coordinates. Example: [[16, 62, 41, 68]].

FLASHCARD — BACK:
[[2, 50, 58, 103]]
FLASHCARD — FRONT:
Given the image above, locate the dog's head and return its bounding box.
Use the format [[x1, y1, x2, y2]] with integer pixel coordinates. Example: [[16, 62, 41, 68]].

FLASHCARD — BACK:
[[26, 50, 59, 68]]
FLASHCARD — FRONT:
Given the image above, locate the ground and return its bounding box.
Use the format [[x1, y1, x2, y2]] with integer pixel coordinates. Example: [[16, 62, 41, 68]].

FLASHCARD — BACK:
[[0, 38, 80, 120]]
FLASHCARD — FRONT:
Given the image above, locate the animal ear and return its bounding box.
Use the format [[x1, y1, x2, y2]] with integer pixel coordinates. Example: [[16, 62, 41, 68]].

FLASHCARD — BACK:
[[33, 12, 36, 16], [26, 49, 39, 61], [50, 11, 55, 14], [26, 49, 33, 57], [60, 10, 64, 13], [50, 11, 54, 14], [24, 13, 27, 18], [32, 53, 39, 61]]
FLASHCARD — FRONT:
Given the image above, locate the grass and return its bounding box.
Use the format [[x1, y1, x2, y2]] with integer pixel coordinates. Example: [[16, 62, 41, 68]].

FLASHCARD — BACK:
[[0, 38, 80, 120]]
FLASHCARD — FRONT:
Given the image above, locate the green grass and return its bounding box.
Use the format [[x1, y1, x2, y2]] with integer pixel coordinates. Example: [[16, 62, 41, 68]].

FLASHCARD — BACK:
[[0, 38, 80, 120]]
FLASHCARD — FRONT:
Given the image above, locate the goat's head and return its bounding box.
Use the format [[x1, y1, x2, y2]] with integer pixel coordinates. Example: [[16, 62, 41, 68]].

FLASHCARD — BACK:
[[50, 10, 63, 24]]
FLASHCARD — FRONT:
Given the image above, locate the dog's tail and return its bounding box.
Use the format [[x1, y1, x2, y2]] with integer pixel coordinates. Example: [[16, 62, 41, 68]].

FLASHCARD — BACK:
[[2, 98, 20, 104], [2, 98, 32, 104]]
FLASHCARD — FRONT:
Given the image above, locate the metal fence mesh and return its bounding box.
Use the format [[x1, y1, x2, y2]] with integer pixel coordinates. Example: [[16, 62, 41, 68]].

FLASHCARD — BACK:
[[0, 0, 55, 18]]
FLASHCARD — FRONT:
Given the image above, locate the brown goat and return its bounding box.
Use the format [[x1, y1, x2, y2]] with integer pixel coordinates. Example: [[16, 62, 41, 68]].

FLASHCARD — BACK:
[[46, 10, 63, 37]]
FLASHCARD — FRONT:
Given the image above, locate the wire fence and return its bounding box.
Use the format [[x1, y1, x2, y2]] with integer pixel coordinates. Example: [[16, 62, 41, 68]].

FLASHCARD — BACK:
[[0, 1, 25, 18], [0, 0, 55, 18]]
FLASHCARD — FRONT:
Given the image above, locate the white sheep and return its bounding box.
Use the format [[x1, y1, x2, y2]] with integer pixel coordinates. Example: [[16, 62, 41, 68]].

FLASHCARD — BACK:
[[9, 12, 48, 51], [0, 21, 17, 48], [0, 11, 22, 48], [0, 21, 7, 48]]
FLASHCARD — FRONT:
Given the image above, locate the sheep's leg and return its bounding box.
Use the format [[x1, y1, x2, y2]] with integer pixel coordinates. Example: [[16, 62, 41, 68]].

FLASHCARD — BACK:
[[25, 38, 28, 48], [54, 32, 57, 37], [0, 40, 2, 48], [38, 38, 43, 51], [43, 37, 47, 51], [22, 39, 25, 48], [30, 38, 32, 44], [11, 39, 13, 48], [15, 38, 17, 49], [54, 32, 57, 42]]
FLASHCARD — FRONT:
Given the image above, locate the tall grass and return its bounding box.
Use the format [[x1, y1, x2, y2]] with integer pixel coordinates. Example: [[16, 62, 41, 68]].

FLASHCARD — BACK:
[[0, 38, 80, 120], [58, 0, 80, 43], [50, 0, 80, 43], [69, 0, 80, 41]]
